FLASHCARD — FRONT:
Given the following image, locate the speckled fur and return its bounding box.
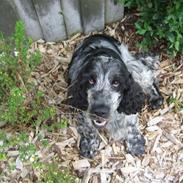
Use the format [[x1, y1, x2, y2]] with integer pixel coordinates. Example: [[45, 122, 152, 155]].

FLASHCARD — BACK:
[[67, 35, 163, 158]]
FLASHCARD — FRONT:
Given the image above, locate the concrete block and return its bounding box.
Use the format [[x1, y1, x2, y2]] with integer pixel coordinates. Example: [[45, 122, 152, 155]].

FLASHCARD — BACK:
[[105, 0, 124, 23], [0, 0, 19, 37], [12, 0, 43, 40], [33, 0, 66, 42], [80, 0, 105, 33], [61, 0, 82, 37]]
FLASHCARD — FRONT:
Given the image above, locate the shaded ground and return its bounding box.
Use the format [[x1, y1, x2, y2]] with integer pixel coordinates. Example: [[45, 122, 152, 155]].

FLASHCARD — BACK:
[[0, 15, 183, 182]]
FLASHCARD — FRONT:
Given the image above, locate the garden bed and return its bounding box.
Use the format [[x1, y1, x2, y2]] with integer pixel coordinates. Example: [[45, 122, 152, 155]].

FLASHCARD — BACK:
[[0, 14, 183, 182]]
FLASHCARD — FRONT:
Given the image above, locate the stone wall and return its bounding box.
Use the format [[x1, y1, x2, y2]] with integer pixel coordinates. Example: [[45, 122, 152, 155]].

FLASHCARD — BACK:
[[0, 0, 124, 41]]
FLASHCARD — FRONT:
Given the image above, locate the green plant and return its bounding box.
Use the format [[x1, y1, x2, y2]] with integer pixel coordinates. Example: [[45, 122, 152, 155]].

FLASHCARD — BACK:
[[44, 118, 68, 132], [40, 163, 76, 183], [0, 130, 7, 161], [19, 143, 39, 162], [168, 96, 183, 111], [118, 0, 183, 56], [0, 21, 56, 125]]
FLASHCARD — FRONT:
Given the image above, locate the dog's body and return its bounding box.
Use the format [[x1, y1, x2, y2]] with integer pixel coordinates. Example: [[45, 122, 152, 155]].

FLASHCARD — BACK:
[[67, 35, 163, 158]]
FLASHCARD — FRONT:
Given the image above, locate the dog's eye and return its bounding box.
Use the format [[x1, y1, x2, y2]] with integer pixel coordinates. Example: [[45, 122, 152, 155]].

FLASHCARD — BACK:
[[112, 80, 119, 87], [89, 78, 96, 85]]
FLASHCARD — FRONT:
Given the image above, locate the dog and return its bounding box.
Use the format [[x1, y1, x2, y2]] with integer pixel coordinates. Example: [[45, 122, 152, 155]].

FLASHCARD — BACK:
[[67, 34, 163, 158]]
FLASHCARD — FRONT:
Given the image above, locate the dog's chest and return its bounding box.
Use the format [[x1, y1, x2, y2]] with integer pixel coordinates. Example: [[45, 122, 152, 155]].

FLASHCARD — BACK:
[[106, 112, 138, 140]]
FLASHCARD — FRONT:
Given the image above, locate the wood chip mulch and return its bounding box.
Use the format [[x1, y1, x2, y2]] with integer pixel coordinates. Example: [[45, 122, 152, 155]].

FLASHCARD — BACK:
[[1, 14, 183, 183]]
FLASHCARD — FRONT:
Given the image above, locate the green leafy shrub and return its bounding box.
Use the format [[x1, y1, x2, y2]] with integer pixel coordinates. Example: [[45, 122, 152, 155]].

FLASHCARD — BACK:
[[0, 21, 55, 125], [119, 0, 183, 56]]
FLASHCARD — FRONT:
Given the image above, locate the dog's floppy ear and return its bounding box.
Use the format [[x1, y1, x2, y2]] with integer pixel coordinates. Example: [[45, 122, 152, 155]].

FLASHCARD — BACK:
[[67, 77, 88, 110], [118, 74, 145, 114]]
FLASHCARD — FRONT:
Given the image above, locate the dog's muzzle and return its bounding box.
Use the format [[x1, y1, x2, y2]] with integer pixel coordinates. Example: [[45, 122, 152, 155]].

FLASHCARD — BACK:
[[92, 116, 108, 128], [90, 105, 110, 128]]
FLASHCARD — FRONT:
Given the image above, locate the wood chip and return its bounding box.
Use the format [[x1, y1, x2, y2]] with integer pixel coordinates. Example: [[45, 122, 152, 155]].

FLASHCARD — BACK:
[[160, 103, 175, 115], [163, 130, 183, 148], [147, 116, 164, 126], [120, 167, 141, 174], [151, 133, 162, 153], [7, 151, 19, 157], [55, 137, 75, 148], [72, 159, 90, 170], [146, 125, 160, 132], [16, 157, 23, 171], [125, 154, 135, 164]]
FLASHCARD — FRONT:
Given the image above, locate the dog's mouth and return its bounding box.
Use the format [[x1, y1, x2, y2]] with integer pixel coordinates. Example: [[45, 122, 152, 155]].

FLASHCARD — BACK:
[[93, 119, 107, 127], [91, 116, 108, 128]]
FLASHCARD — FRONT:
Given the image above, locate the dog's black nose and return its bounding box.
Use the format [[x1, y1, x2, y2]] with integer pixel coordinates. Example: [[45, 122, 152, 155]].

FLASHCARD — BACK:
[[91, 105, 110, 118]]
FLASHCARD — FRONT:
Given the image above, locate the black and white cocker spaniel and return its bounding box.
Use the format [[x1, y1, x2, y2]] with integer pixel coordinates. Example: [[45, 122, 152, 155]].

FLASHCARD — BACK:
[[67, 34, 163, 158]]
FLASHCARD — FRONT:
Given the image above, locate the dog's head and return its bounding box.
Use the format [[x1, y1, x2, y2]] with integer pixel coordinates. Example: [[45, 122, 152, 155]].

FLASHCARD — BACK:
[[68, 53, 145, 128]]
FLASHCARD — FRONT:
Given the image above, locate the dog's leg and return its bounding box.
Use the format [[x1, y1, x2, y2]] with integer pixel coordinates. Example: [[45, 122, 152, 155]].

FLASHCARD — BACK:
[[77, 113, 101, 158], [124, 115, 145, 156], [108, 113, 145, 156], [125, 124, 145, 155], [136, 55, 164, 109]]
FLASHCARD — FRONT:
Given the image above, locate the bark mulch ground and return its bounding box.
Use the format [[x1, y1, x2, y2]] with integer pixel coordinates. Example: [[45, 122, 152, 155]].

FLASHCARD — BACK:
[[1, 14, 183, 182]]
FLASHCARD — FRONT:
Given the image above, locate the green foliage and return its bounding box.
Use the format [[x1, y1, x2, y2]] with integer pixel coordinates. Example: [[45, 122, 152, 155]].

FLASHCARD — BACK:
[[0, 21, 75, 182], [0, 21, 55, 125], [0, 130, 76, 183], [41, 163, 76, 183], [118, 0, 183, 56], [44, 118, 68, 132], [0, 130, 76, 182], [168, 96, 183, 111]]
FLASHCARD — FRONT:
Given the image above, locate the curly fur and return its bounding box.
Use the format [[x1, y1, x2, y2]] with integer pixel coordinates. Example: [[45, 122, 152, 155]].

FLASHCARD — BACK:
[[67, 34, 163, 158]]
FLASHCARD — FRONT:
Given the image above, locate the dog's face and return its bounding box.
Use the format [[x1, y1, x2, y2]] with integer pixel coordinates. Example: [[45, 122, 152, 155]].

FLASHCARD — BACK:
[[68, 55, 145, 128], [84, 57, 127, 127]]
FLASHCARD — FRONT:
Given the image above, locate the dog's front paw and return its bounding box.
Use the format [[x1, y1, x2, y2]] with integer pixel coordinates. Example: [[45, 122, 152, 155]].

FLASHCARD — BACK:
[[149, 95, 164, 109], [79, 134, 101, 158], [126, 134, 145, 156]]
